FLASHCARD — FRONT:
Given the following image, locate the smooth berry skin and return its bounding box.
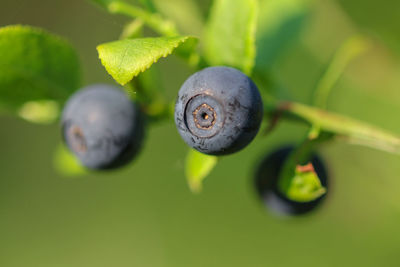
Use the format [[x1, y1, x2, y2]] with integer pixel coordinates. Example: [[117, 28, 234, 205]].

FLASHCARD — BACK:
[[175, 66, 263, 155], [62, 84, 144, 170]]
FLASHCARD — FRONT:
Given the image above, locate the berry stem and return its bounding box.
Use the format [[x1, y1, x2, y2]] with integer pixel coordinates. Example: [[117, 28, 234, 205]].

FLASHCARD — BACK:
[[108, 1, 179, 37], [277, 128, 331, 201], [266, 100, 400, 155]]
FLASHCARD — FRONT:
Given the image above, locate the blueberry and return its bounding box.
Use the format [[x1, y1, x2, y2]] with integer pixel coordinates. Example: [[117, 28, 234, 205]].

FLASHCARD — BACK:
[[175, 66, 263, 155], [61, 84, 145, 170], [254, 146, 329, 216]]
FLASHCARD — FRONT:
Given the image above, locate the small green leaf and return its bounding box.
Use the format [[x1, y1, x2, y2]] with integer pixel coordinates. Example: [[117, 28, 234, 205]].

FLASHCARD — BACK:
[[128, 65, 170, 121], [314, 35, 369, 109], [174, 37, 198, 59], [97, 36, 196, 85], [204, 0, 258, 75], [256, 0, 312, 70], [18, 100, 59, 124], [0, 25, 81, 111], [54, 144, 87, 177], [286, 163, 326, 202], [136, 64, 164, 102], [185, 149, 218, 193]]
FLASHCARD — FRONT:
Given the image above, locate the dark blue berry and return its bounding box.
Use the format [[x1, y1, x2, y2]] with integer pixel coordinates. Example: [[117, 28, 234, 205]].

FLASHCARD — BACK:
[[254, 146, 329, 216], [175, 66, 263, 155], [61, 84, 144, 169]]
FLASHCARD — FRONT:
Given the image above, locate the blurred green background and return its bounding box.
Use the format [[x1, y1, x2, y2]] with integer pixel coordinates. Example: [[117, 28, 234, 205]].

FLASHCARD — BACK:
[[1, 0, 400, 266]]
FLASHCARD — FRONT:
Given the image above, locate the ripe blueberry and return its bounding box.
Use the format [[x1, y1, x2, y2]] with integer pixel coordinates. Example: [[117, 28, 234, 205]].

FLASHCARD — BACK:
[[254, 146, 329, 216], [61, 84, 144, 169], [175, 66, 263, 155]]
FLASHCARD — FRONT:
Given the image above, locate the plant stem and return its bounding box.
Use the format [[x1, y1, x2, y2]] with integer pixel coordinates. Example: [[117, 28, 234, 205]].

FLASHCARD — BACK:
[[108, 1, 179, 37], [278, 35, 370, 201], [278, 127, 332, 196], [111, 1, 207, 70], [278, 132, 316, 194], [269, 101, 400, 155]]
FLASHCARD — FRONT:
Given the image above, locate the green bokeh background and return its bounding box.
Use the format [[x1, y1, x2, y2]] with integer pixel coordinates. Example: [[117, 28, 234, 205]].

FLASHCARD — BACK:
[[1, 0, 400, 266]]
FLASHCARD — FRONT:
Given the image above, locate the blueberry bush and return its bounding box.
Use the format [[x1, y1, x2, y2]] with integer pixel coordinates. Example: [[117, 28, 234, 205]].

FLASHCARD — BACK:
[[1, 0, 399, 213]]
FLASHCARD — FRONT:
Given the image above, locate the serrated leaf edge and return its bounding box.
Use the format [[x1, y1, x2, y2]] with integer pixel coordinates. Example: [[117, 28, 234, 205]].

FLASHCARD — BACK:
[[97, 36, 194, 85]]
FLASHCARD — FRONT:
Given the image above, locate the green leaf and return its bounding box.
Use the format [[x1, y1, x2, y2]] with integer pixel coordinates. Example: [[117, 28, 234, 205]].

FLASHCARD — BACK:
[[97, 36, 196, 85], [53, 144, 87, 177], [17, 100, 59, 124], [314, 35, 369, 108], [0, 25, 81, 111], [286, 163, 326, 202], [128, 65, 170, 121], [174, 37, 200, 67], [204, 0, 258, 75], [256, 0, 312, 70], [185, 149, 218, 193]]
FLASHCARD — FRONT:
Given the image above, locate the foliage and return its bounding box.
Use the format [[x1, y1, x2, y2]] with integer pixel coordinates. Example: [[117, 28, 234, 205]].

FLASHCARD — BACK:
[[1, 0, 400, 205], [54, 144, 87, 176], [97, 36, 196, 85], [0, 25, 81, 112], [204, 0, 258, 75], [185, 149, 218, 193], [286, 163, 326, 202]]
